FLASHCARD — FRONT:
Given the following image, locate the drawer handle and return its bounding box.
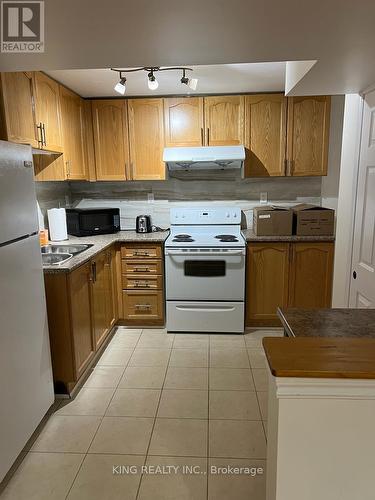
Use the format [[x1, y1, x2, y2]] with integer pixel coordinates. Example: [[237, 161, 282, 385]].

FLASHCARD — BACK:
[[134, 281, 150, 287], [133, 251, 150, 257], [135, 304, 152, 310], [133, 267, 150, 272]]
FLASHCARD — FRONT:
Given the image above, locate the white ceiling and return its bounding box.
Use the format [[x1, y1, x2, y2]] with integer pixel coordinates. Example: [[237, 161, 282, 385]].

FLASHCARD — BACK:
[[46, 62, 286, 97], [1, 0, 375, 95]]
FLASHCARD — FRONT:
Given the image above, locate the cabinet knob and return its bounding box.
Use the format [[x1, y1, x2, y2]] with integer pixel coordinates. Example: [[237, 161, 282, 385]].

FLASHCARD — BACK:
[[353, 271, 357, 279]]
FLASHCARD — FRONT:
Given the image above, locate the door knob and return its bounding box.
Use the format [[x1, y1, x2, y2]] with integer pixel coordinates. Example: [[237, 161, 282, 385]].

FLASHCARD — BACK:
[[353, 271, 357, 279]]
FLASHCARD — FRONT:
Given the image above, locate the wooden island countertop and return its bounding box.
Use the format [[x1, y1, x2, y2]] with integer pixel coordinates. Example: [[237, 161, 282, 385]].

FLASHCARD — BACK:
[[277, 307, 375, 338], [262, 337, 375, 379]]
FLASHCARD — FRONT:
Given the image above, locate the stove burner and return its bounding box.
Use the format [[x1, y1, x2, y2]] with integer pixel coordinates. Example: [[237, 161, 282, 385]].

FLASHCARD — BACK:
[[172, 233, 195, 243], [215, 234, 239, 242]]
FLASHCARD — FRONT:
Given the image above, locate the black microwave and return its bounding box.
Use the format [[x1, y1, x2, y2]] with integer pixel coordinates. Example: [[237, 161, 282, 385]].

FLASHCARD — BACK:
[[66, 208, 121, 236]]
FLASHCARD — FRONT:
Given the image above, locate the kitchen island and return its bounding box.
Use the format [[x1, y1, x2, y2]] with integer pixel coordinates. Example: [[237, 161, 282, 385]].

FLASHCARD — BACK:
[[263, 333, 375, 500]]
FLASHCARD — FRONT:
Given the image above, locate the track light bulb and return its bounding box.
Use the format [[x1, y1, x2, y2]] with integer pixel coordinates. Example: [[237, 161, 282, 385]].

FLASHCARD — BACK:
[[114, 77, 126, 95], [148, 72, 159, 90], [188, 78, 198, 91]]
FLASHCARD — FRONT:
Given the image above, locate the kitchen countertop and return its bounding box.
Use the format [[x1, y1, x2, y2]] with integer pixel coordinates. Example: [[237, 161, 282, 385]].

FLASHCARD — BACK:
[[262, 337, 375, 379], [278, 308, 375, 338], [242, 228, 335, 242], [42, 230, 169, 273]]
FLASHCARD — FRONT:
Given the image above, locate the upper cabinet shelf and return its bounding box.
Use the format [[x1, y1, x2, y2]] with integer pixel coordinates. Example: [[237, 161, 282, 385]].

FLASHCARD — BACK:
[[0, 72, 332, 181]]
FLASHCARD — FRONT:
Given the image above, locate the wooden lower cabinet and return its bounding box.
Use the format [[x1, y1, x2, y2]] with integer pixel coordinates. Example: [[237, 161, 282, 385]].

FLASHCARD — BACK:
[[246, 243, 290, 326], [246, 241, 334, 327], [44, 245, 118, 394], [120, 243, 164, 325], [288, 242, 334, 309]]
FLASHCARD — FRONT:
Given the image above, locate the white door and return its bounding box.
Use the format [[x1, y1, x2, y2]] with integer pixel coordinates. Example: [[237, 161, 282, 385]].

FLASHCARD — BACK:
[[349, 90, 375, 308]]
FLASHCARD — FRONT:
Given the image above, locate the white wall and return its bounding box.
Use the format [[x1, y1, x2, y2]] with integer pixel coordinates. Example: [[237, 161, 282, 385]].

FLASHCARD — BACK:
[[321, 95, 345, 212], [331, 94, 364, 307]]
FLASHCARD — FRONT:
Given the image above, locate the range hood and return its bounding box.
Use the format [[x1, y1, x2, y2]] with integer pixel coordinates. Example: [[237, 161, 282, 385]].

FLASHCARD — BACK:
[[163, 146, 245, 179]]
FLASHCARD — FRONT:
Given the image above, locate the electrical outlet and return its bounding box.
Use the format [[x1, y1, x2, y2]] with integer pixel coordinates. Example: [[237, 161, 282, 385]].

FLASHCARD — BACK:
[[260, 192, 268, 204], [148, 193, 154, 203]]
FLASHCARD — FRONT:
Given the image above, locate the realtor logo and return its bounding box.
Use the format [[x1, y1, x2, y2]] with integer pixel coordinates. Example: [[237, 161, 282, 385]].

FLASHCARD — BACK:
[[1, 1, 44, 52]]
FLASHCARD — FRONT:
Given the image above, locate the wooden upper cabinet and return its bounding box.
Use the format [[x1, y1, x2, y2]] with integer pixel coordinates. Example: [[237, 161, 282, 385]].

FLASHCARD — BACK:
[[0, 72, 39, 148], [33, 72, 64, 153], [288, 242, 334, 308], [164, 97, 204, 147], [246, 243, 290, 326], [244, 94, 287, 177], [287, 96, 331, 176], [59, 85, 87, 180], [204, 95, 244, 145], [92, 100, 129, 181], [128, 98, 165, 180]]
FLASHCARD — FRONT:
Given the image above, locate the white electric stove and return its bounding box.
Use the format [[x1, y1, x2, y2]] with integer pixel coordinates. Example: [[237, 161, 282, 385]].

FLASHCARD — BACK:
[[165, 207, 246, 333]]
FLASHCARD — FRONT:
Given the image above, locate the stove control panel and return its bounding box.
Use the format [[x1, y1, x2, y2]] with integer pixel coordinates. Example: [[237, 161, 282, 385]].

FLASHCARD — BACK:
[[170, 207, 242, 225]]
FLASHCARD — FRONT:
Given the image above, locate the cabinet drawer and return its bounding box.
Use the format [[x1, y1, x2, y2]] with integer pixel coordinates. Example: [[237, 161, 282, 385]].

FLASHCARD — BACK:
[[121, 244, 162, 259], [122, 290, 164, 320], [121, 259, 162, 275], [122, 274, 163, 290]]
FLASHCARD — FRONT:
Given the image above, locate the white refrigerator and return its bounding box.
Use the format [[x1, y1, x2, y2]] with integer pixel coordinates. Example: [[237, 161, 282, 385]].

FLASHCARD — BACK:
[[0, 141, 54, 482]]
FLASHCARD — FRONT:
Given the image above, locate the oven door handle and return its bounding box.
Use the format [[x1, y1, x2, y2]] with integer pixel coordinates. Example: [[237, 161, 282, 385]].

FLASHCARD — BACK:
[[165, 249, 245, 256]]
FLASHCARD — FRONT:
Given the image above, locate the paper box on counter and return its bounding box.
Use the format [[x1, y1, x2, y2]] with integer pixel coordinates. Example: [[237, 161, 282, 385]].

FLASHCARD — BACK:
[[292, 204, 334, 235], [252, 206, 293, 236]]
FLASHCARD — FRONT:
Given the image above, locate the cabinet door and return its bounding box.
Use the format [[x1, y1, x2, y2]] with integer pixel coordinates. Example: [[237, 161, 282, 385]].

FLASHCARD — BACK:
[[105, 248, 116, 330], [204, 95, 244, 145], [128, 98, 165, 180], [91, 251, 109, 349], [245, 94, 287, 177], [287, 96, 331, 176], [69, 262, 95, 379], [60, 85, 87, 180], [246, 243, 290, 326], [288, 242, 334, 308], [34, 72, 64, 152], [92, 100, 129, 180], [164, 97, 204, 147], [0, 72, 39, 148]]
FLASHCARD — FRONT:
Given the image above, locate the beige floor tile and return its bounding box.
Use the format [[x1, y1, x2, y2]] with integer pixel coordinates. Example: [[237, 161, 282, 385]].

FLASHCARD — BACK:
[[173, 337, 209, 349], [67, 454, 144, 500], [209, 420, 266, 458], [257, 392, 268, 421], [138, 456, 207, 500], [1, 452, 84, 500], [210, 334, 246, 348], [210, 349, 249, 368], [142, 328, 168, 335], [109, 333, 140, 349], [116, 327, 143, 335], [247, 348, 267, 368], [89, 416, 153, 455], [119, 366, 167, 389], [149, 418, 208, 457], [106, 388, 161, 417], [56, 388, 115, 416], [209, 391, 261, 420], [208, 458, 266, 500], [169, 349, 209, 368], [97, 348, 133, 367], [137, 333, 175, 349], [84, 366, 124, 389], [158, 390, 208, 419], [252, 369, 268, 391], [129, 349, 171, 367], [262, 420, 268, 438], [209, 368, 255, 391], [31, 415, 101, 453], [164, 367, 208, 390]]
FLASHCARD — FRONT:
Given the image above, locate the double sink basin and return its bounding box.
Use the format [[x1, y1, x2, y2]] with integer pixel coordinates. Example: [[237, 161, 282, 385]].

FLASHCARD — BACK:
[[41, 244, 94, 265]]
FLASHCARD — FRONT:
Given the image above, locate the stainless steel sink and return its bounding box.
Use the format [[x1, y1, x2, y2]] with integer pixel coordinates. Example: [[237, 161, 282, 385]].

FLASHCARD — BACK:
[[42, 253, 73, 265], [41, 244, 94, 256]]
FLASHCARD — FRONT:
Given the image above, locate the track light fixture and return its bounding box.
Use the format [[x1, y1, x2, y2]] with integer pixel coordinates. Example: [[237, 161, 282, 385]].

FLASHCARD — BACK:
[[111, 66, 198, 94]]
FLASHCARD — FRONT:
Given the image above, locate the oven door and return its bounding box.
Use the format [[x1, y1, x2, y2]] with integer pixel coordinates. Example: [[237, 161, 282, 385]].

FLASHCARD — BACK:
[[165, 248, 245, 301]]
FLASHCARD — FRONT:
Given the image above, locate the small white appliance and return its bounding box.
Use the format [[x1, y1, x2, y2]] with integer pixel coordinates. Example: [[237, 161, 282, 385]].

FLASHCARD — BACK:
[[165, 206, 246, 333], [0, 141, 54, 482], [163, 145, 245, 178]]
